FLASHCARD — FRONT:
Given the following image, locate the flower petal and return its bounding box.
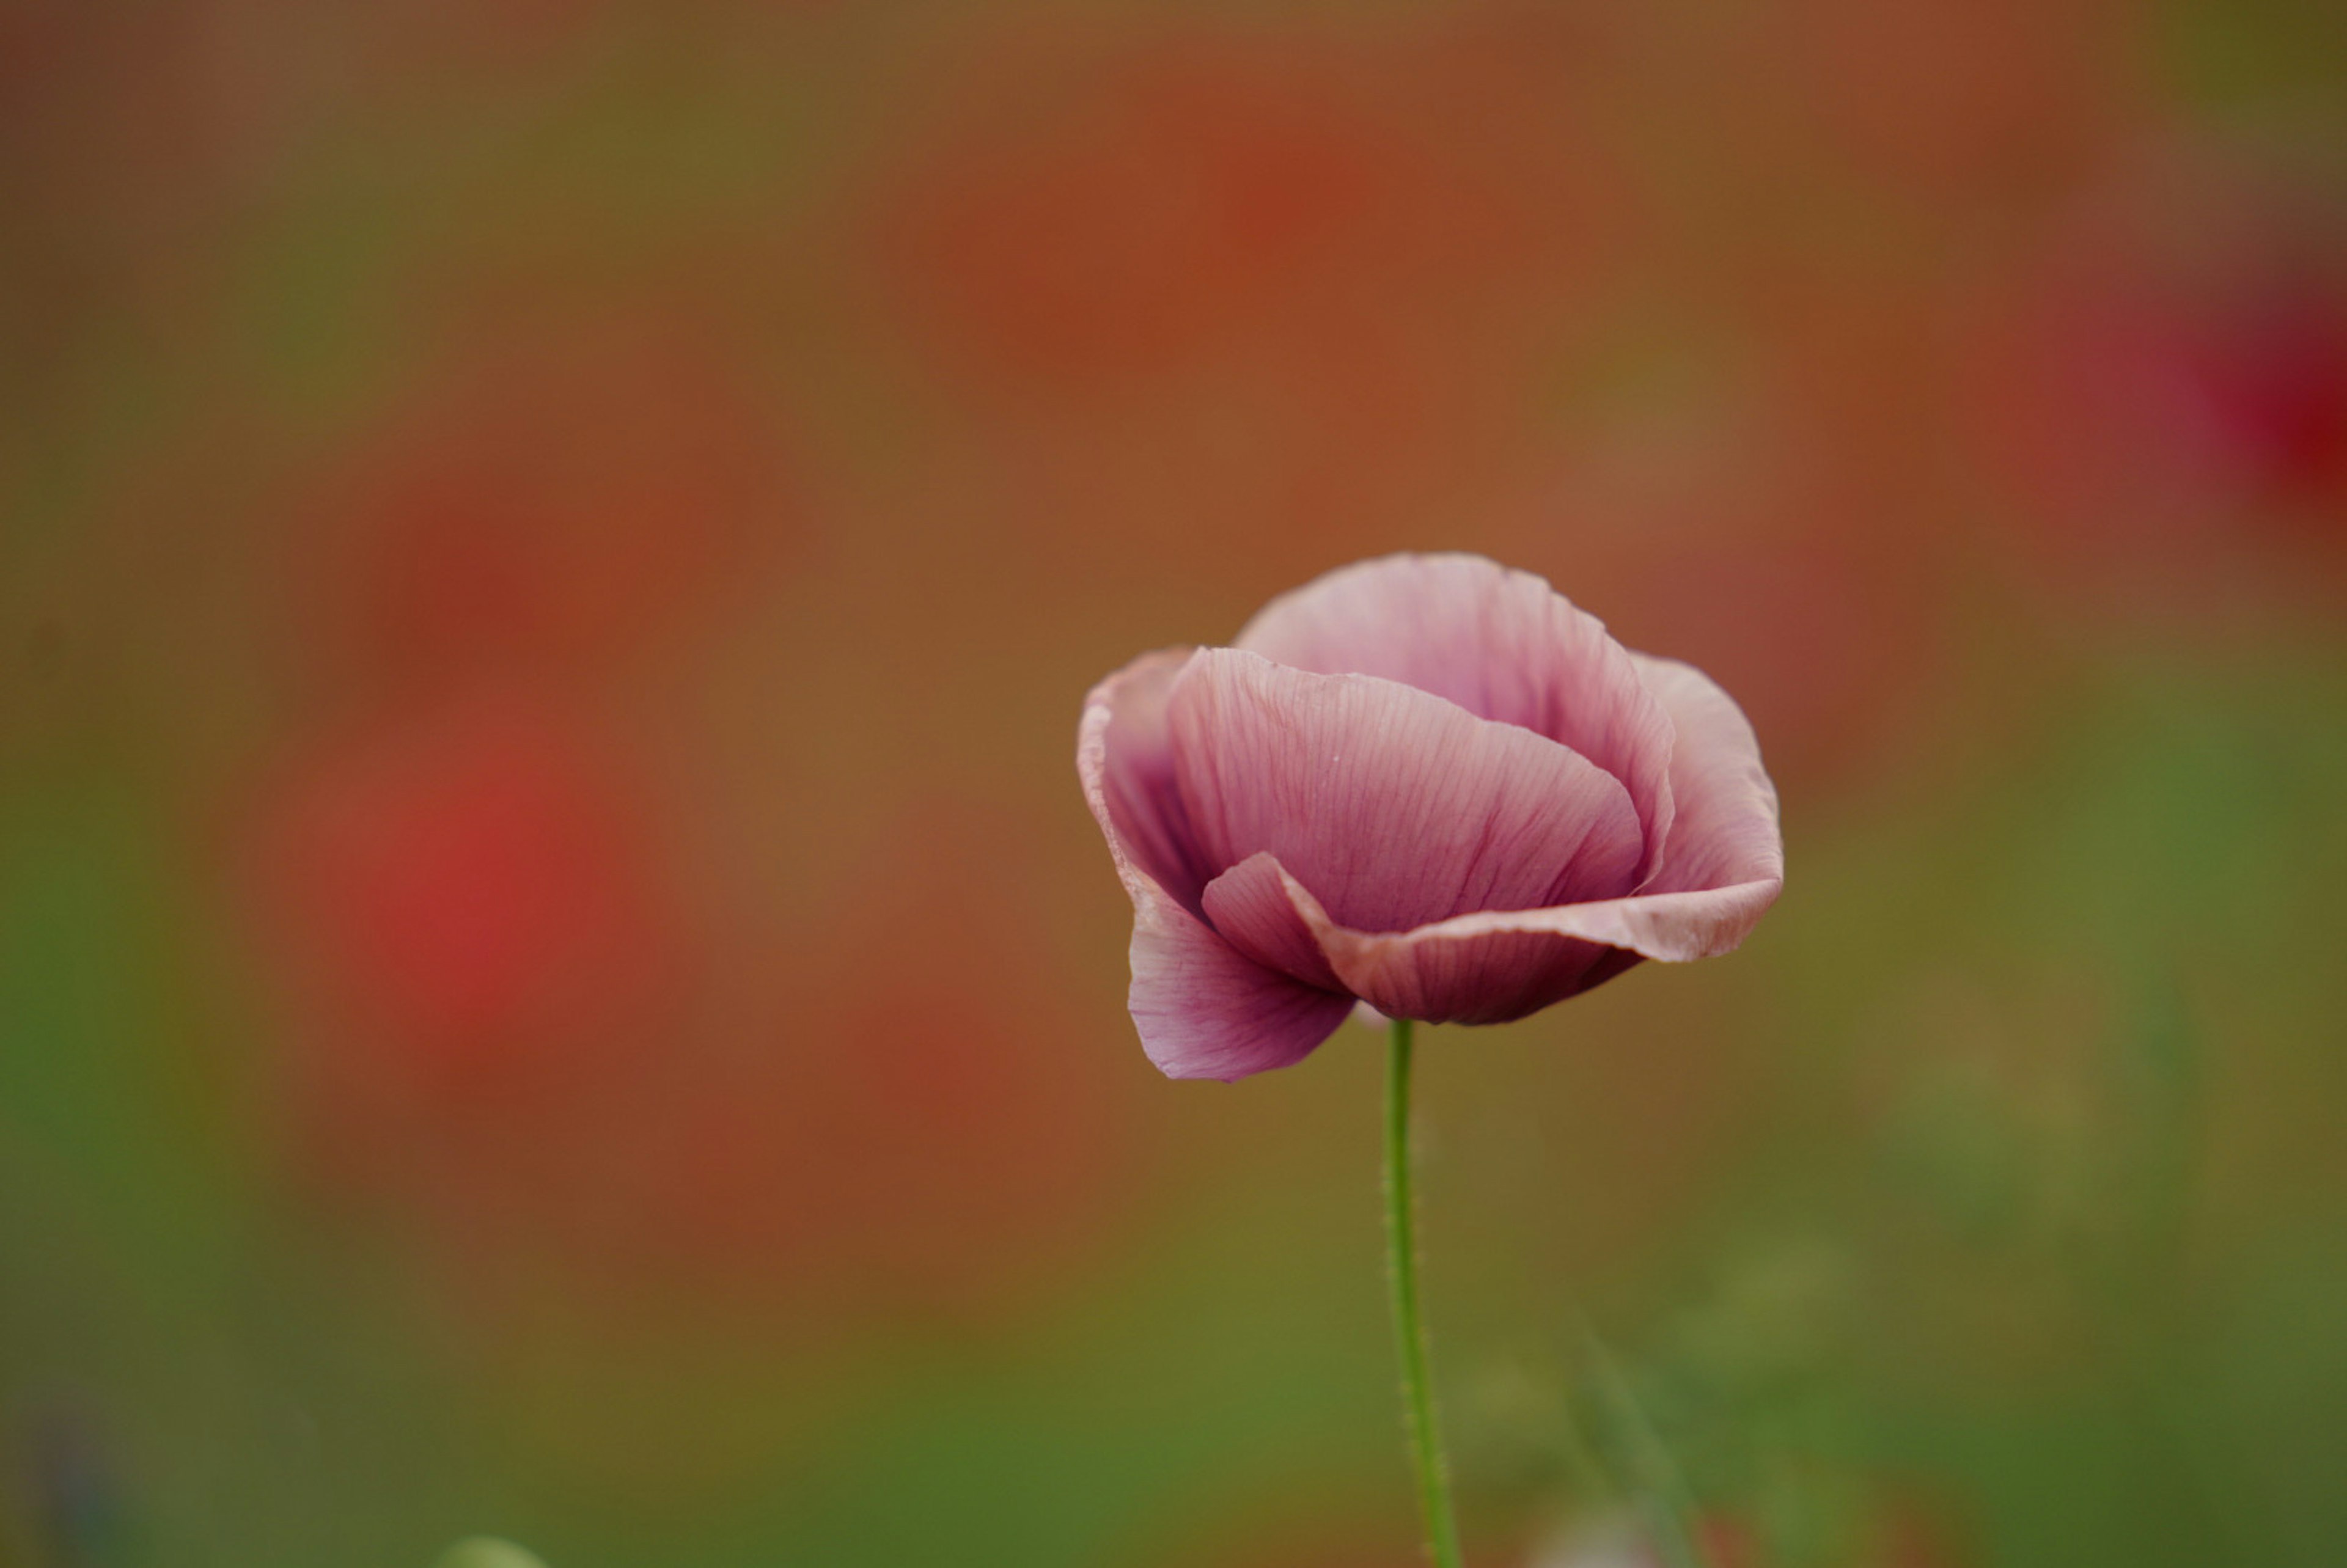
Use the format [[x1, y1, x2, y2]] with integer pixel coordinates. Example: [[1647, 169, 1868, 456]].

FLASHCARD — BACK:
[[1202, 850, 1642, 1024], [1079, 647, 1216, 911], [1622, 651, 1783, 903], [1167, 649, 1645, 934], [1328, 923, 1645, 1025], [1264, 651, 1783, 1024], [1200, 851, 1343, 991], [1234, 552, 1678, 882], [1080, 653, 1354, 1080], [1126, 884, 1356, 1080]]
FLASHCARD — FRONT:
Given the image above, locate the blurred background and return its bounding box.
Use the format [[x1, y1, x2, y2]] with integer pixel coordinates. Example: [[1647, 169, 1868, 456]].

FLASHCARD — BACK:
[[2, 1, 2345, 1564]]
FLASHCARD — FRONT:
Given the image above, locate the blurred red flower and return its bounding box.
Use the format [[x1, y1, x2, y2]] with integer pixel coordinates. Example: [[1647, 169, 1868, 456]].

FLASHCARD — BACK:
[[299, 317, 794, 696], [862, 16, 1631, 575], [878, 40, 1396, 388], [609, 832, 1139, 1316], [260, 694, 681, 1097], [1964, 152, 2347, 610], [255, 746, 1136, 1327]]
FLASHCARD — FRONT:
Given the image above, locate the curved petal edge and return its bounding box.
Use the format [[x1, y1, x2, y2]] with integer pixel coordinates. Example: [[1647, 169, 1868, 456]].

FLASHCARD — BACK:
[[1079, 651, 1354, 1080], [1233, 552, 1681, 884]]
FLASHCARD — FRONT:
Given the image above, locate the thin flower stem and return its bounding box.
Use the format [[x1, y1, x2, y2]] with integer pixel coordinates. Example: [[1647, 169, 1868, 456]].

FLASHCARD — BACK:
[[1385, 1015, 1464, 1568]]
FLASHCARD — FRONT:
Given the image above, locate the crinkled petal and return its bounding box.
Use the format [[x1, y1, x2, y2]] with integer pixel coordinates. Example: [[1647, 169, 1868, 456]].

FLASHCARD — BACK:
[[1327, 924, 1643, 1024], [1167, 649, 1645, 935], [1200, 852, 1639, 1024], [1200, 851, 1343, 991], [1126, 882, 1355, 1080], [1235, 552, 1678, 883], [1080, 654, 1353, 1080], [1207, 652, 1782, 1026], [1622, 651, 1783, 904], [1080, 647, 1216, 912]]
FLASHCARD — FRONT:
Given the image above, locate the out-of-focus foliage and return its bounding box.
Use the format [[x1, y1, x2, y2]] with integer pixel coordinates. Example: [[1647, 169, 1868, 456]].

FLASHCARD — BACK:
[[438, 1540, 546, 1568], [2, 1, 2343, 1564]]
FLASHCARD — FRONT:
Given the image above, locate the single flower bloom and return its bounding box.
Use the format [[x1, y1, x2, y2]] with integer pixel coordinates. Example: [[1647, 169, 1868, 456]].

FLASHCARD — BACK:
[[1078, 553, 1784, 1081]]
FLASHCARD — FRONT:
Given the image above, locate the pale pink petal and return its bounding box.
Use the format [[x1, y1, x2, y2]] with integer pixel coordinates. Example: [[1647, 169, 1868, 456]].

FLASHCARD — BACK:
[[1079, 654, 1353, 1080], [1200, 851, 1343, 991], [1198, 851, 1642, 1024], [1259, 651, 1783, 1022], [1621, 651, 1783, 903], [1234, 553, 1678, 882], [1081, 647, 1216, 910], [1126, 883, 1356, 1080], [1167, 650, 1645, 935], [1326, 925, 1645, 1025]]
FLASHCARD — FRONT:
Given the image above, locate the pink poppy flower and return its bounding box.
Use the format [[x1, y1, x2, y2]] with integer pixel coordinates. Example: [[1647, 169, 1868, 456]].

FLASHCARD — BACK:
[[1079, 554, 1783, 1081]]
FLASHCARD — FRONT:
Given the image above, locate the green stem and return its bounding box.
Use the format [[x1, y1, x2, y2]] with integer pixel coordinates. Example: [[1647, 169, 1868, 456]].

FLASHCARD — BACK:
[[1385, 1016, 1464, 1568]]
